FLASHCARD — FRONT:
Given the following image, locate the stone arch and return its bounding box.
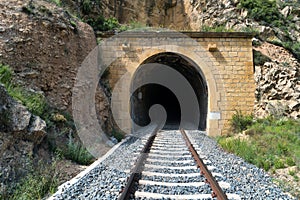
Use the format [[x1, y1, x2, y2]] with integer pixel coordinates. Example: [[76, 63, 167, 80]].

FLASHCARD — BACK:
[[111, 46, 224, 136]]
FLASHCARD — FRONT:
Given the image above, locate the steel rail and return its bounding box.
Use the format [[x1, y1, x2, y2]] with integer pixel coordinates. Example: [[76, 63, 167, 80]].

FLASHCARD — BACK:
[[180, 129, 228, 200], [118, 129, 158, 200]]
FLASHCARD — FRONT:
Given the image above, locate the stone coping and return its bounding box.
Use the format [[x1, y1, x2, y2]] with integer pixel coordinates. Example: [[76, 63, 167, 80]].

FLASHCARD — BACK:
[[97, 31, 255, 38]]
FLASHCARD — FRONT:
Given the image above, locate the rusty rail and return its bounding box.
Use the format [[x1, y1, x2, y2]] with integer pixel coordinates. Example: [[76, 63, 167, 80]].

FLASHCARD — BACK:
[[118, 129, 158, 200], [180, 129, 228, 200]]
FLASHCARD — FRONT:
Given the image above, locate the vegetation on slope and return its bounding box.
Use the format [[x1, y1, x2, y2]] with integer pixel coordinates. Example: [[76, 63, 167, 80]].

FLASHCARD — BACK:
[[0, 64, 95, 199], [239, 0, 300, 59], [217, 112, 300, 198]]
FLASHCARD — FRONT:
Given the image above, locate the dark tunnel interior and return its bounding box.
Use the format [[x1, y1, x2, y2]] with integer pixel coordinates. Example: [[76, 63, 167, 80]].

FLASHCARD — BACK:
[[131, 84, 182, 129], [130, 52, 208, 130]]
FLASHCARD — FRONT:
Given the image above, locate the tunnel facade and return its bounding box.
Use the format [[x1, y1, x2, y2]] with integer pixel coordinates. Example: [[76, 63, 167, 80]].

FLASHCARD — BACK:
[[106, 31, 255, 136]]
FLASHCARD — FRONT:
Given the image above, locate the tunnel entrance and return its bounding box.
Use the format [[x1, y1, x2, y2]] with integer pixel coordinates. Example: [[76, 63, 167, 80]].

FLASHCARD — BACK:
[[130, 52, 208, 130]]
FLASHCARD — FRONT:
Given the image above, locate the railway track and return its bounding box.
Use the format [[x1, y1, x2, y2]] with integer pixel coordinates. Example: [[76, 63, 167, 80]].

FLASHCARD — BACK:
[[119, 129, 240, 200]]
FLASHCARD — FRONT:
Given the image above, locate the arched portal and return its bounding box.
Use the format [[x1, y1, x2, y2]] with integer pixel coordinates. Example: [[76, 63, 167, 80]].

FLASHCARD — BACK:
[[130, 52, 208, 131]]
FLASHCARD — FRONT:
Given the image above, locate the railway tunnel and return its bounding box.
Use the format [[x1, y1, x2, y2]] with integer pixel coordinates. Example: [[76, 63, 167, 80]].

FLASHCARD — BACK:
[[130, 52, 208, 131]]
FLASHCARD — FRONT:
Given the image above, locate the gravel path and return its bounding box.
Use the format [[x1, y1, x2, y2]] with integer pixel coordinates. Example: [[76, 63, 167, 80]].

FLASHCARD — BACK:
[[49, 130, 295, 200]]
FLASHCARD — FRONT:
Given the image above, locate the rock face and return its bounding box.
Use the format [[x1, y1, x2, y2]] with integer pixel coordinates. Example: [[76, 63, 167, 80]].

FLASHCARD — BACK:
[[254, 43, 300, 119], [0, 85, 46, 143], [93, 0, 299, 43], [0, 0, 109, 194], [0, 84, 47, 192], [0, 0, 97, 111]]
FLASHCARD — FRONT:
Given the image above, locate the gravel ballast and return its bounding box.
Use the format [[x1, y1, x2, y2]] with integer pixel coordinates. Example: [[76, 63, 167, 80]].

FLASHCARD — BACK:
[[49, 130, 295, 200]]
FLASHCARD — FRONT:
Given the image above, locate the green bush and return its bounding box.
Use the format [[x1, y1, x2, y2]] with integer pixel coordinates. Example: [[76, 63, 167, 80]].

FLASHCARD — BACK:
[[0, 64, 12, 85], [62, 136, 95, 165], [253, 50, 271, 66], [217, 137, 256, 163], [239, 0, 283, 25], [218, 117, 300, 173], [286, 157, 296, 166], [11, 160, 59, 200], [82, 0, 91, 14], [283, 41, 300, 60], [0, 64, 46, 116], [230, 110, 254, 133], [201, 25, 234, 32], [86, 16, 120, 32]]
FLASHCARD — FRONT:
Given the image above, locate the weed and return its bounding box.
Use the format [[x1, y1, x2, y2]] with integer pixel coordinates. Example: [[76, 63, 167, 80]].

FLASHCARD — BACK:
[[230, 110, 253, 133], [0, 64, 12, 85], [7, 86, 46, 116], [63, 135, 95, 165], [218, 117, 300, 173], [10, 159, 59, 199], [239, 0, 283, 25], [70, 20, 77, 28], [201, 25, 235, 32], [0, 64, 46, 116], [111, 128, 124, 142], [50, 0, 61, 6], [253, 50, 272, 66], [217, 137, 256, 163], [289, 170, 296, 176], [274, 158, 285, 169], [286, 157, 296, 166]]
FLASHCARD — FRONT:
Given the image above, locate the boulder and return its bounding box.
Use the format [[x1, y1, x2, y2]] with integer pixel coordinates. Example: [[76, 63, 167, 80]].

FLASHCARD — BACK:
[[281, 6, 293, 18], [0, 84, 31, 132], [0, 84, 46, 144]]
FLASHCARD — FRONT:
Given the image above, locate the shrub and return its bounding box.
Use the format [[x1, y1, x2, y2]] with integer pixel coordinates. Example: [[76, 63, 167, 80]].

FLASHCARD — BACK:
[[239, 0, 283, 25], [283, 41, 300, 60], [86, 16, 120, 32], [218, 137, 256, 163], [0, 64, 12, 85], [286, 157, 296, 166], [63, 136, 95, 165], [253, 50, 271, 66], [11, 160, 59, 200], [274, 158, 285, 169], [0, 64, 46, 116], [230, 110, 254, 133], [111, 128, 124, 142], [201, 25, 234, 32], [82, 0, 91, 14]]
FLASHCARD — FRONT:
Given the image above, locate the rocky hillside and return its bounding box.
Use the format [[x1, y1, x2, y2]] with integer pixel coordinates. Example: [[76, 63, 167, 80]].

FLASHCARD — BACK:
[[0, 0, 95, 110], [0, 0, 99, 197]]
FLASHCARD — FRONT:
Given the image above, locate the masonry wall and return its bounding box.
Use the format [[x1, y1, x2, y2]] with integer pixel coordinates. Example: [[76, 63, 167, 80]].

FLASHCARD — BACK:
[[195, 37, 255, 134], [102, 32, 255, 136]]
